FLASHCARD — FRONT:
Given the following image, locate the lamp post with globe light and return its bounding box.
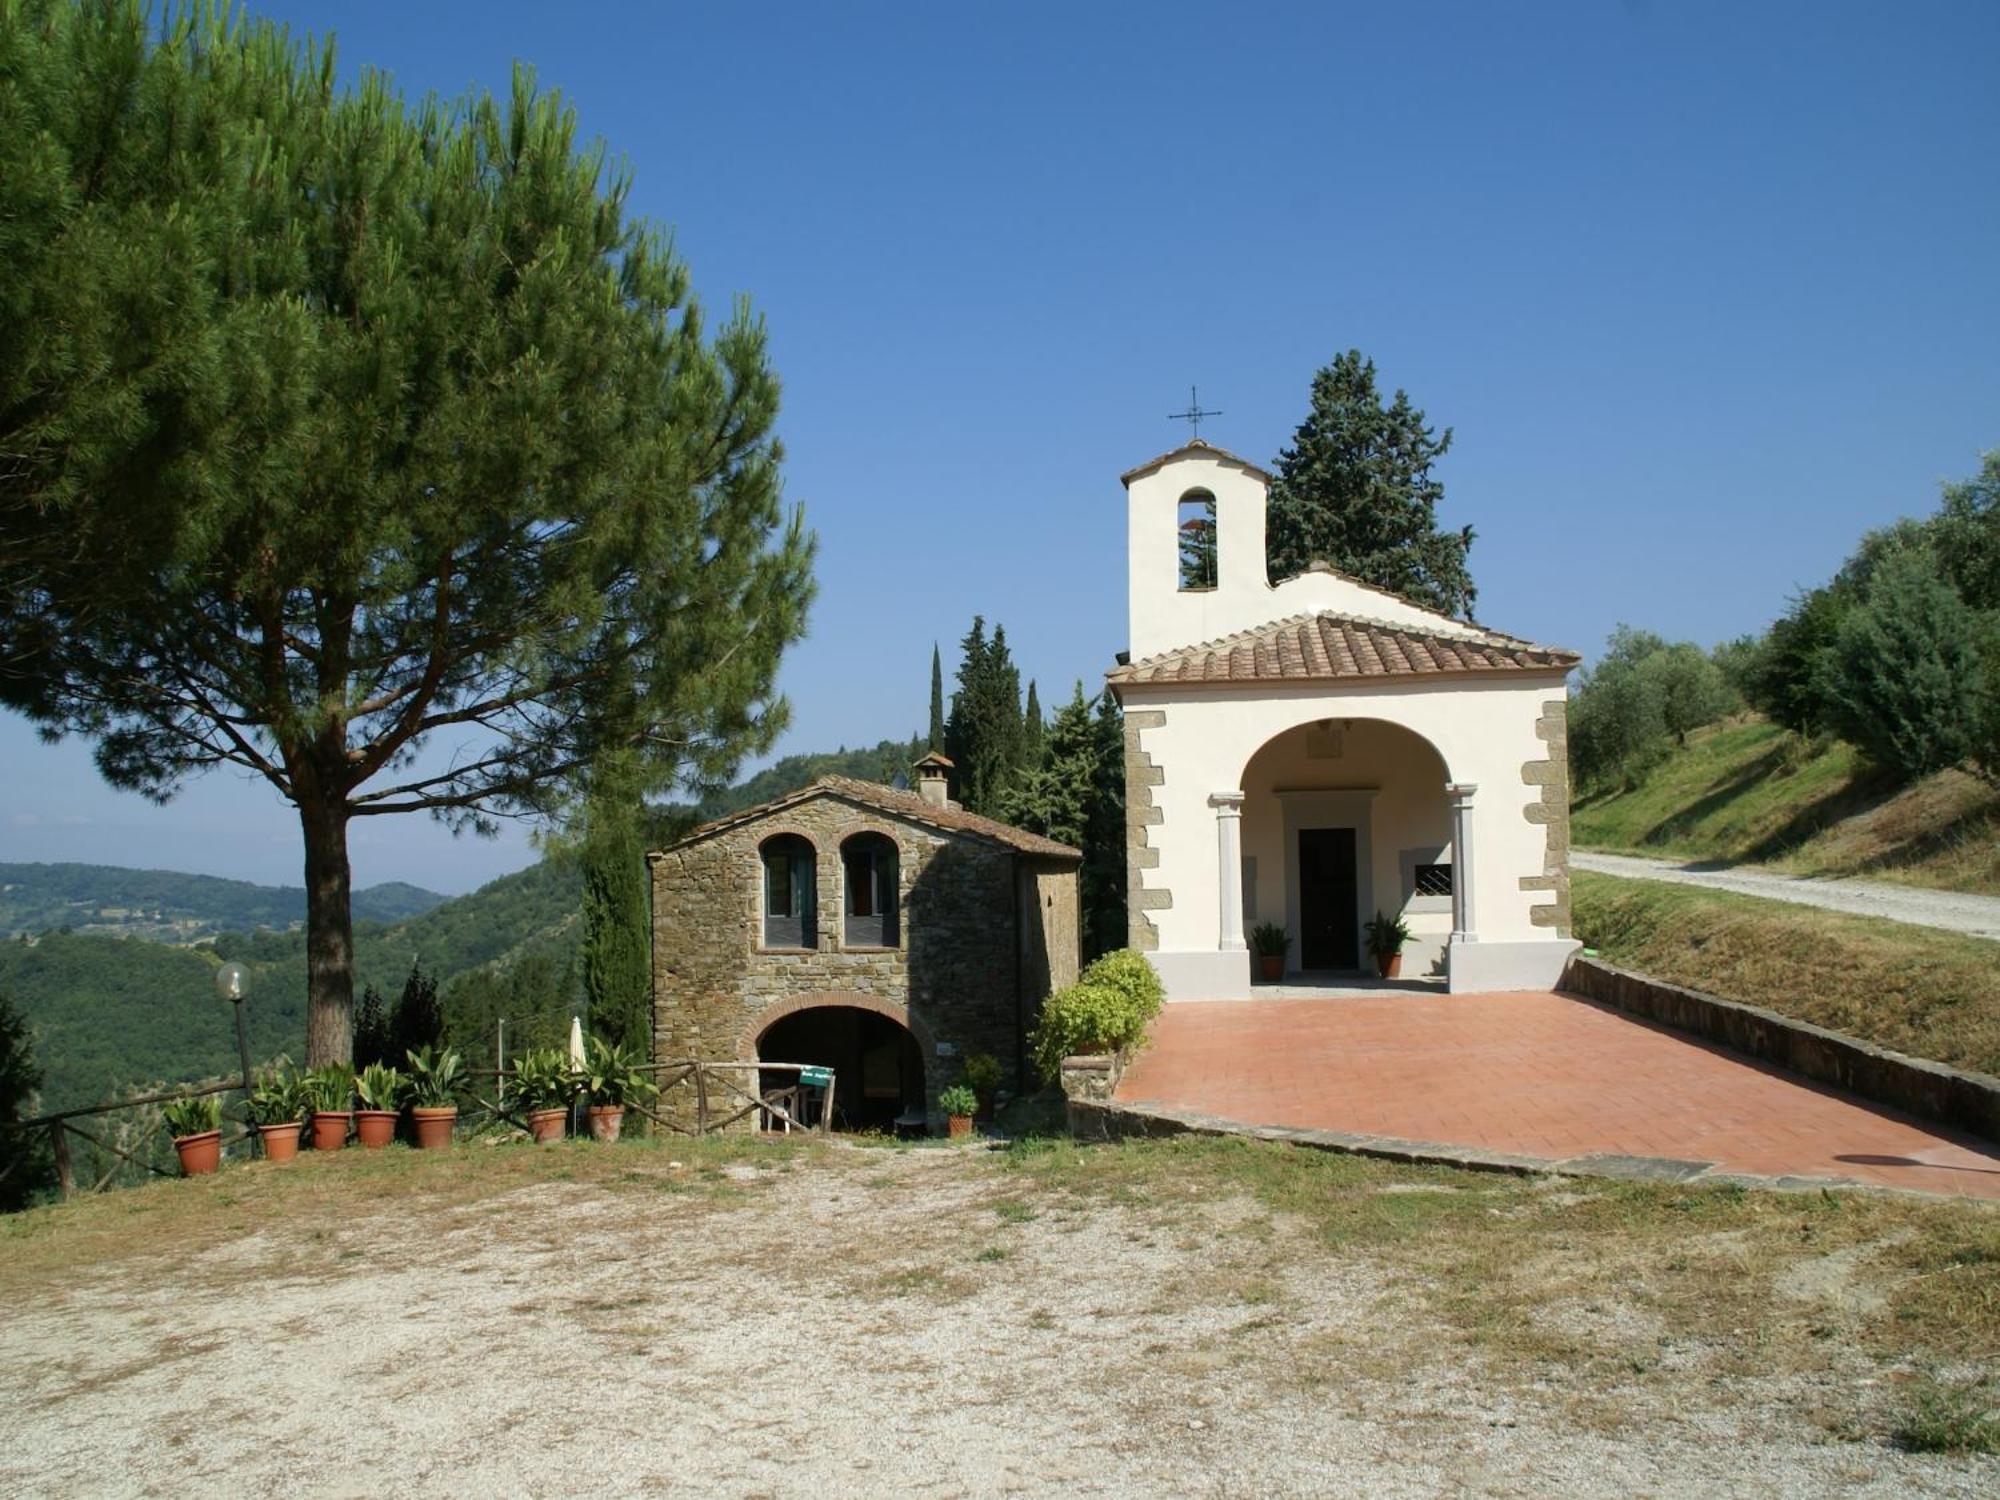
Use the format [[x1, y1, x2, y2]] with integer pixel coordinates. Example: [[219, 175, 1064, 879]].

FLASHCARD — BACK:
[[215, 960, 257, 1155]]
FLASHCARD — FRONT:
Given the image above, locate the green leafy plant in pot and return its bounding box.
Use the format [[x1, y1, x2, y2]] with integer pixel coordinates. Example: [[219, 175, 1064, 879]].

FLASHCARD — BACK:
[[244, 1060, 306, 1163], [302, 1063, 356, 1151], [511, 1047, 580, 1143], [937, 1084, 979, 1141], [405, 1046, 464, 1150], [580, 1036, 659, 1143], [162, 1093, 224, 1176], [1249, 921, 1290, 982], [353, 1062, 405, 1148], [1363, 911, 1413, 979], [961, 1052, 1003, 1119]]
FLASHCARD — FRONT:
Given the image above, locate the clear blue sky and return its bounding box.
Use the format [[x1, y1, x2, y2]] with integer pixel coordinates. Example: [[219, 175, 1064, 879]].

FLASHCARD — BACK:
[[5, 1, 1997, 893]]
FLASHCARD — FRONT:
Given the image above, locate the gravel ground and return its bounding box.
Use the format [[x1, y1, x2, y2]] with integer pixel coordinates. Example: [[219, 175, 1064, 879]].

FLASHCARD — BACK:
[[1, 1143, 1993, 1499], [1572, 851, 2000, 942]]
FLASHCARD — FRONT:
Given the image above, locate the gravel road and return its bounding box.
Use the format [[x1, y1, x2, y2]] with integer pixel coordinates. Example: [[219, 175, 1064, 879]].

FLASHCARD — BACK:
[[2, 1144, 1993, 1499], [1573, 850, 2000, 942]]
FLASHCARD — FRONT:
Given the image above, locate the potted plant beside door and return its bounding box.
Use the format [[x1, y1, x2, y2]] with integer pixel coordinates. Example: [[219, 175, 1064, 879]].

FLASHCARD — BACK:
[[1249, 922, 1290, 982], [938, 1084, 979, 1141], [1364, 911, 1413, 979]]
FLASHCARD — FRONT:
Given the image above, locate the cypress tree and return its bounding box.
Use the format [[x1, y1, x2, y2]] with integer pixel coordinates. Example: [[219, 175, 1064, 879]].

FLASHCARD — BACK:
[[928, 644, 946, 751], [1084, 692, 1129, 958], [579, 780, 651, 1054], [1265, 350, 1475, 619], [1022, 680, 1045, 769]]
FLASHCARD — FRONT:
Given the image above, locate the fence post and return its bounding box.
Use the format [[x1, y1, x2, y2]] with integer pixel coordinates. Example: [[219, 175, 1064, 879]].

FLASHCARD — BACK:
[[49, 1122, 73, 1202], [694, 1063, 709, 1137]]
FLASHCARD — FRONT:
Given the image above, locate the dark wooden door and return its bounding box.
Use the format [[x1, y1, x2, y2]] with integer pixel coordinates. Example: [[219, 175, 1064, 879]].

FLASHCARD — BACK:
[[1298, 828, 1359, 970]]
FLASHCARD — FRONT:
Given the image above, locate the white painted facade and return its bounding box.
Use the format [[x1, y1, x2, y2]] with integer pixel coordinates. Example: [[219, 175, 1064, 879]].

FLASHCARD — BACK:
[[1112, 442, 1579, 998]]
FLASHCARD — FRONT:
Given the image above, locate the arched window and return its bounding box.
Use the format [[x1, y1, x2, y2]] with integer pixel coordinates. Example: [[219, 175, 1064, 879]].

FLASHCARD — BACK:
[[761, 834, 817, 949], [841, 832, 899, 948], [1177, 490, 1217, 591]]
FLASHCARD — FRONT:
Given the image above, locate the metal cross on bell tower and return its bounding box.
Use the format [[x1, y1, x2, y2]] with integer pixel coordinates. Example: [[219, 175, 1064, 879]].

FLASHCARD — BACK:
[[1166, 385, 1222, 439]]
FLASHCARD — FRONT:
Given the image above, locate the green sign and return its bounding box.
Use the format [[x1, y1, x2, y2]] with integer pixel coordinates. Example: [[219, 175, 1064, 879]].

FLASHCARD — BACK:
[[798, 1066, 833, 1089]]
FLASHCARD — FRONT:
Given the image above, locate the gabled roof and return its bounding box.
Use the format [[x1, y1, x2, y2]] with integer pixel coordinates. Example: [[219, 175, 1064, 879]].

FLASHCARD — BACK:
[[649, 776, 1082, 862], [1120, 438, 1275, 487], [1107, 610, 1580, 687]]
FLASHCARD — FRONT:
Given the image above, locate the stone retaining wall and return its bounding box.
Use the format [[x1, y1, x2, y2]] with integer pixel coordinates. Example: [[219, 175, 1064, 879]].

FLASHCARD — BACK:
[[1562, 954, 2000, 1144]]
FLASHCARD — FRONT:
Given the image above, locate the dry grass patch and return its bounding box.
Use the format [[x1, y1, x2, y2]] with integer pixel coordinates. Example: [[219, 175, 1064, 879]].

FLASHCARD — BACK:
[[1573, 870, 2000, 1075]]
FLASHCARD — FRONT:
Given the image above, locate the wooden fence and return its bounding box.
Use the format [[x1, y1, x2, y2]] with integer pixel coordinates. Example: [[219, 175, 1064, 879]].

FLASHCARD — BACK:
[[8, 1056, 833, 1204]]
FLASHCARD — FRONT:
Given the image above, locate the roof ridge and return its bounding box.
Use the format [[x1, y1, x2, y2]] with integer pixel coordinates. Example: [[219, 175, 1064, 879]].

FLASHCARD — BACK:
[[1108, 610, 1579, 688], [652, 774, 1081, 861]]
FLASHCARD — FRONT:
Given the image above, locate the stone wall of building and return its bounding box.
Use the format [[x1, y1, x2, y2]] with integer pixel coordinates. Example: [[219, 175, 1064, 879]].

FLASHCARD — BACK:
[[649, 790, 1077, 1129], [1123, 707, 1167, 951]]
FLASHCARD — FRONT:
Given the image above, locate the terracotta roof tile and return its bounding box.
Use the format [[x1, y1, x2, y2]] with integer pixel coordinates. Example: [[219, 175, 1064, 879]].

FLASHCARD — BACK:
[[1108, 611, 1581, 687], [652, 776, 1081, 861]]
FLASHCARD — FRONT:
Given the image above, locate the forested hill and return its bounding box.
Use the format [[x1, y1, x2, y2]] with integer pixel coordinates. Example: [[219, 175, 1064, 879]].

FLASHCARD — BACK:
[[688, 737, 924, 821], [0, 862, 446, 942]]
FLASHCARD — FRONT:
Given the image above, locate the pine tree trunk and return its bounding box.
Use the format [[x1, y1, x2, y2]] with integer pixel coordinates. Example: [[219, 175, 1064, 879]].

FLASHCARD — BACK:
[[299, 789, 356, 1067]]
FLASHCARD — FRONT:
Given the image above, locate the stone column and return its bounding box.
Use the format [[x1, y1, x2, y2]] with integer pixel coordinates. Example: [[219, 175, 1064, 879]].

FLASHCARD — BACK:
[[1447, 783, 1478, 942], [1208, 791, 1246, 951]]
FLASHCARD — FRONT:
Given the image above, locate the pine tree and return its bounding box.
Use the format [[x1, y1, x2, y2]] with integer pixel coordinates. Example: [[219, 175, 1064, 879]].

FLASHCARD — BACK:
[[352, 985, 393, 1070], [928, 644, 946, 751], [390, 965, 445, 1064], [999, 684, 1096, 848], [0, 5, 813, 1064], [1265, 350, 1475, 619], [0, 991, 55, 1212]]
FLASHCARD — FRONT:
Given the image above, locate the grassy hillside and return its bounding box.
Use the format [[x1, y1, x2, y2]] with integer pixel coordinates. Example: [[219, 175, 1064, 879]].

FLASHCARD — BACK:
[[0, 862, 446, 942], [1573, 717, 2000, 895], [1572, 871, 2000, 1077]]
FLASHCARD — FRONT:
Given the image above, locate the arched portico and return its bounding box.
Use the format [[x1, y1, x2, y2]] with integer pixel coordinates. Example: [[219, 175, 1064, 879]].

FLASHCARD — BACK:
[[1236, 718, 1459, 978]]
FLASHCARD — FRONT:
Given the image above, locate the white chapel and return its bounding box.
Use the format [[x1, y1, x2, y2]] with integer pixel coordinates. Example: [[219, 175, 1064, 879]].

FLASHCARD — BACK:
[[1107, 440, 1583, 999]]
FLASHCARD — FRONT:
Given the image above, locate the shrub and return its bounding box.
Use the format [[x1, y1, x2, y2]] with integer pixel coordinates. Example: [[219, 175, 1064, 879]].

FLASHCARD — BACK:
[[1249, 921, 1289, 957], [1028, 949, 1165, 1082], [961, 1052, 1003, 1098], [162, 1094, 222, 1138], [937, 1084, 978, 1118]]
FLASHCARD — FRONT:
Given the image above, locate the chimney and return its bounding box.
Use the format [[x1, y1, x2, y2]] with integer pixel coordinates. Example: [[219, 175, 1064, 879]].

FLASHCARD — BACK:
[[913, 751, 954, 809]]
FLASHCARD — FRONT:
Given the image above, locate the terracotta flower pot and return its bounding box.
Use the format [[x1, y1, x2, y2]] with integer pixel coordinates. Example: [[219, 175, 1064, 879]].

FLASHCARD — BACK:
[[587, 1105, 624, 1143], [411, 1107, 457, 1150], [1376, 953, 1403, 979], [258, 1122, 303, 1163], [526, 1107, 567, 1143], [310, 1111, 352, 1151], [354, 1109, 398, 1149], [174, 1129, 222, 1177], [946, 1114, 974, 1140], [1258, 954, 1284, 981]]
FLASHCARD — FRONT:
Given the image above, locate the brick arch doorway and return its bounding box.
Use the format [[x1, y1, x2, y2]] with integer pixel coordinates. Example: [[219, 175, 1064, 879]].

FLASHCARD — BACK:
[[747, 995, 933, 1132]]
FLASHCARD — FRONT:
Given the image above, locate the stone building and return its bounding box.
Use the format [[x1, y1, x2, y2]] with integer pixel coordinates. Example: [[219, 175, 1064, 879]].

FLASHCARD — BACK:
[[647, 757, 1081, 1130], [1110, 440, 1582, 997]]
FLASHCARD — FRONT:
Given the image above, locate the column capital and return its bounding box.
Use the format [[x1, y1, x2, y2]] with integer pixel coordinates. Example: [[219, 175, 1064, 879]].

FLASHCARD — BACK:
[[1445, 782, 1479, 807], [1206, 790, 1245, 815]]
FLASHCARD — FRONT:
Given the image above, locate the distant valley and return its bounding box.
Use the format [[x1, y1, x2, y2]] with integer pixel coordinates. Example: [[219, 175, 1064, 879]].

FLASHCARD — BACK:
[[0, 862, 447, 944]]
